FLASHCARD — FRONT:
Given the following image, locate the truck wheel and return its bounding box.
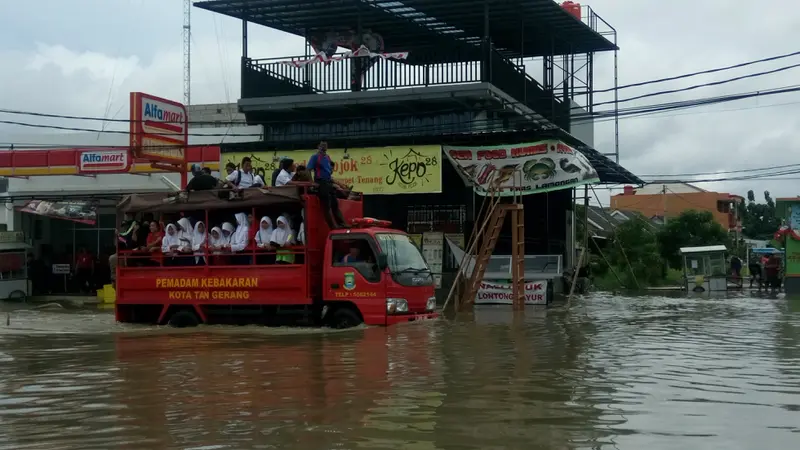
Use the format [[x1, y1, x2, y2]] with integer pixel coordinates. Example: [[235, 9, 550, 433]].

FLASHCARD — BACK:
[[167, 310, 200, 328], [329, 307, 363, 329], [5, 290, 26, 302]]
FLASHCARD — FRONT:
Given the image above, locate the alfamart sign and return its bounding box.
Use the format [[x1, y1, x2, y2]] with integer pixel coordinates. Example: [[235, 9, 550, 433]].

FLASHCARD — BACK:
[[129, 92, 188, 165], [78, 150, 130, 173]]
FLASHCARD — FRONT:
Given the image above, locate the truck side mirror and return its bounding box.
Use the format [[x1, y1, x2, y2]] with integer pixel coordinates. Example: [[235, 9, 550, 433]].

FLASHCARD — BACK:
[[377, 254, 388, 271]]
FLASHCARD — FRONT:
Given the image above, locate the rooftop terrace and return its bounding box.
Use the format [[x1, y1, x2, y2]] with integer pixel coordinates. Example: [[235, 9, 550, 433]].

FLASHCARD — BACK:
[[195, 0, 617, 61]]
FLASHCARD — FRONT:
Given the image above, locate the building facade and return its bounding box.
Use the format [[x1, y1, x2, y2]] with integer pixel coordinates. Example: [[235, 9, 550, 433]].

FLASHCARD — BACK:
[[611, 183, 743, 233], [196, 0, 643, 295], [0, 108, 261, 265]]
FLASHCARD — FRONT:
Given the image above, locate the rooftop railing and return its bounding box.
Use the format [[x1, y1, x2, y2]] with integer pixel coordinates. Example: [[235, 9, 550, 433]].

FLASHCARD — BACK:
[[241, 48, 566, 125]]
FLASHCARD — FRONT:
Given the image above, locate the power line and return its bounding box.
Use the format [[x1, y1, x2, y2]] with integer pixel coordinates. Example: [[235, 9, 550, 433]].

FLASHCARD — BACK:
[[4, 83, 800, 141], [590, 61, 800, 109], [582, 85, 800, 125], [593, 49, 800, 93], [640, 162, 800, 178], [599, 98, 800, 123], [4, 54, 800, 127]]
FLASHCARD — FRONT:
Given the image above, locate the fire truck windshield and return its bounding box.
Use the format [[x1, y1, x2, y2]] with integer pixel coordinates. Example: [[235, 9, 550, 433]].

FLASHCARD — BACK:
[[375, 233, 430, 276]]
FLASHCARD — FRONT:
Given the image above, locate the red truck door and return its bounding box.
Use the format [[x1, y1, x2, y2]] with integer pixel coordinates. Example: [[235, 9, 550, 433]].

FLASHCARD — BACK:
[[323, 233, 387, 325]]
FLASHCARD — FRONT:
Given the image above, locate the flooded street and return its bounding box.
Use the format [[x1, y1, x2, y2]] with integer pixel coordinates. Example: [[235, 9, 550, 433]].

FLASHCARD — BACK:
[[1, 294, 799, 449]]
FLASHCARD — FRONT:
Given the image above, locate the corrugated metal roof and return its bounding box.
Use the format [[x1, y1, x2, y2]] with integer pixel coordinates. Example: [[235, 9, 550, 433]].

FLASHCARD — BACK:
[[679, 245, 727, 254]]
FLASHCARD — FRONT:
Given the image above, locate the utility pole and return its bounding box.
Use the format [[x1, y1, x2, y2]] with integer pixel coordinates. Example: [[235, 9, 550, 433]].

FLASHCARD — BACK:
[[662, 184, 667, 225], [183, 0, 191, 105]]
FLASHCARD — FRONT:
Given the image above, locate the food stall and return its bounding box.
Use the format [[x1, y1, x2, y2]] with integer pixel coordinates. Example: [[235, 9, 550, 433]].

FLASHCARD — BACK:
[[680, 245, 728, 293]]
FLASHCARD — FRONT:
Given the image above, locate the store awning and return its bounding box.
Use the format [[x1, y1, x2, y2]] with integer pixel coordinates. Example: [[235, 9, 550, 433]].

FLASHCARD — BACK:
[[0, 242, 32, 251], [17, 199, 97, 225]]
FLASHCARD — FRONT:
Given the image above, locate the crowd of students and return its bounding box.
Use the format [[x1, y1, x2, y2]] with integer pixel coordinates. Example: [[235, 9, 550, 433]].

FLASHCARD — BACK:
[[110, 141, 351, 279], [117, 211, 305, 267], [212, 141, 351, 230]]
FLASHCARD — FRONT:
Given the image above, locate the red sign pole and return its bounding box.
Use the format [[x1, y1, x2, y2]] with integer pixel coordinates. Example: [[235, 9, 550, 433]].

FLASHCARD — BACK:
[[180, 145, 188, 189]]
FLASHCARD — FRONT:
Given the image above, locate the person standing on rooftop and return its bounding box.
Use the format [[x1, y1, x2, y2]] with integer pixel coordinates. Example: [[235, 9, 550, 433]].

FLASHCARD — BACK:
[[307, 141, 347, 229]]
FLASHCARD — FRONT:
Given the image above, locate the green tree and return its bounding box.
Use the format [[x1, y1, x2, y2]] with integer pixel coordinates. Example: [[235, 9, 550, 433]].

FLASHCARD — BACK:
[[742, 190, 780, 240], [657, 210, 730, 270], [608, 219, 665, 287]]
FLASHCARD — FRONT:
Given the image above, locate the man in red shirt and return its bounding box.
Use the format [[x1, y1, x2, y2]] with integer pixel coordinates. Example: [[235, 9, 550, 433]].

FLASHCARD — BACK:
[[75, 247, 95, 294], [764, 254, 781, 294]]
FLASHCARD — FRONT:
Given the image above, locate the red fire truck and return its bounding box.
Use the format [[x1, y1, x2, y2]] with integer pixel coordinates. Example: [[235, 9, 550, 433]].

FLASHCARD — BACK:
[[115, 186, 438, 328]]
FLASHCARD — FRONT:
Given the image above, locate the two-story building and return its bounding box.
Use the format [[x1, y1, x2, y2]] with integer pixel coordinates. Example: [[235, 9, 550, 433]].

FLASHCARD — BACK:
[[196, 0, 643, 291], [611, 182, 744, 233]]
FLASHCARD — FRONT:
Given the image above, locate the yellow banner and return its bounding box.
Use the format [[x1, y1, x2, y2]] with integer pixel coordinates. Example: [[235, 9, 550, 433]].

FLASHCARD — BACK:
[[221, 146, 442, 194]]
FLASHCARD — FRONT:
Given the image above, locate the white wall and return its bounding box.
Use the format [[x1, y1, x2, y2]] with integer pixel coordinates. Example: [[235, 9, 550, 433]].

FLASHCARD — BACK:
[[569, 100, 594, 148], [187, 103, 246, 128]]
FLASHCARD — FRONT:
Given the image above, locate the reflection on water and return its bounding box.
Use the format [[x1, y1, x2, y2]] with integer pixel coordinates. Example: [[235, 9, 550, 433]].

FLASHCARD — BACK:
[[1, 294, 799, 449]]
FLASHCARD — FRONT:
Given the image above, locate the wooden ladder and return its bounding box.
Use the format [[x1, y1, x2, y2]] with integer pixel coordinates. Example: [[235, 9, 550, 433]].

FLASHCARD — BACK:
[[460, 202, 526, 310]]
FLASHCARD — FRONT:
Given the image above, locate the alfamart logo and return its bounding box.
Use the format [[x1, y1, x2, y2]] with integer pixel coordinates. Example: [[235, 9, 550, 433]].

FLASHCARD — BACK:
[[143, 102, 184, 124], [79, 150, 130, 173]]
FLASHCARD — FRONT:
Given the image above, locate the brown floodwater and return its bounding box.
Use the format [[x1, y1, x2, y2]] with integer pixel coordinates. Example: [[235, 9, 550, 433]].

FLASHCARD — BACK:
[[1, 293, 799, 449]]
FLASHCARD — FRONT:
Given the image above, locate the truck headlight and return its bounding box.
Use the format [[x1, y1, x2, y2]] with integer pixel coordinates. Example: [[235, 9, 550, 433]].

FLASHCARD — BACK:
[[386, 298, 408, 314], [426, 297, 437, 311]]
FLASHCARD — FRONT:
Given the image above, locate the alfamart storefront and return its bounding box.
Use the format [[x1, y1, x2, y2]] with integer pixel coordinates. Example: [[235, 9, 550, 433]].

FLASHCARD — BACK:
[[221, 140, 599, 302]]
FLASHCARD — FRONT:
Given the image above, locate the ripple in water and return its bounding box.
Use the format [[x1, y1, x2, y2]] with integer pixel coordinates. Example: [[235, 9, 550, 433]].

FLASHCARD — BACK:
[[0, 294, 798, 449]]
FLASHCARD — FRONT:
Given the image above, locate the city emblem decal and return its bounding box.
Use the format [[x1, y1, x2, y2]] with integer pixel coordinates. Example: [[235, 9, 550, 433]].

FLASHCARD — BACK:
[[343, 272, 356, 290]]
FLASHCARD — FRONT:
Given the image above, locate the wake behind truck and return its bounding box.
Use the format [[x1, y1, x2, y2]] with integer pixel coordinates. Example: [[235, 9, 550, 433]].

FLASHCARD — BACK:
[[115, 185, 438, 328]]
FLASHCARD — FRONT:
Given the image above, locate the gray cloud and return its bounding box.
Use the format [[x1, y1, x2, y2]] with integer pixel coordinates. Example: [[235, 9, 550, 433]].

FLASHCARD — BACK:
[[2, 0, 800, 201]]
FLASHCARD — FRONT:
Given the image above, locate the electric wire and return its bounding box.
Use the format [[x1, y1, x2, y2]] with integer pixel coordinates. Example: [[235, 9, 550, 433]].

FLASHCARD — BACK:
[[3, 54, 800, 127], [593, 49, 800, 93], [640, 163, 800, 178], [3, 83, 800, 141]]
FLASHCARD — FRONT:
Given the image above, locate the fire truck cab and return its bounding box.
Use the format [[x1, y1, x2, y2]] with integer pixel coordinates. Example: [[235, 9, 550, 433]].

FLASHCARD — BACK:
[[115, 186, 438, 328]]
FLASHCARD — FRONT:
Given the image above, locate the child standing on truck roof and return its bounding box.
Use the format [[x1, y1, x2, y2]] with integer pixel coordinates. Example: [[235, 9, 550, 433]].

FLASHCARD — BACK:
[[224, 157, 257, 189], [307, 141, 348, 229]]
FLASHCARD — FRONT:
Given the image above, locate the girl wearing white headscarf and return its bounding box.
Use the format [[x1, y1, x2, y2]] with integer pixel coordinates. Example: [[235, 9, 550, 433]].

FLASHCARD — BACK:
[[255, 216, 275, 264], [298, 210, 305, 245], [176, 217, 193, 253], [208, 226, 228, 265], [161, 223, 182, 266], [230, 212, 250, 264], [191, 221, 208, 265], [255, 217, 274, 247], [221, 222, 234, 245], [296, 210, 306, 264], [209, 227, 225, 252], [271, 215, 296, 264]]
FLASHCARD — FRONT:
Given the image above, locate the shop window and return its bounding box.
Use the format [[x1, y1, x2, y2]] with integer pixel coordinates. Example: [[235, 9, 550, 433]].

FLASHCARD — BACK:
[[331, 236, 380, 283], [34, 219, 42, 240], [75, 229, 99, 256], [0, 251, 26, 280], [98, 214, 116, 229], [98, 230, 117, 256]]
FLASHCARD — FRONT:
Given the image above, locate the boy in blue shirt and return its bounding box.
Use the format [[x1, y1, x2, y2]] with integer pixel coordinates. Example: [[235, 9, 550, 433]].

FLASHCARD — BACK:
[[307, 141, 348, 229]]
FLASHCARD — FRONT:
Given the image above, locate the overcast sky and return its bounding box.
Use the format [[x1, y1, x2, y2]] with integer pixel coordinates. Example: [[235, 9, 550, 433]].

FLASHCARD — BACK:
[[1, 0, 799, 204]]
